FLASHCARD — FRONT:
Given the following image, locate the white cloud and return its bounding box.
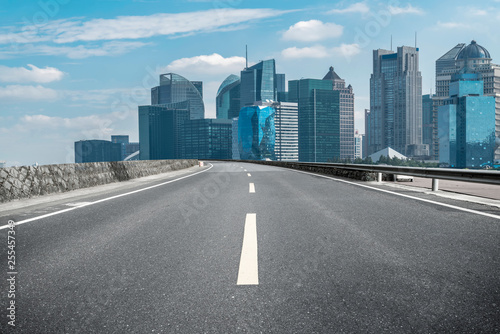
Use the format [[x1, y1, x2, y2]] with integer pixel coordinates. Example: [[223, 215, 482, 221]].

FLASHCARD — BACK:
[[328, 2, 370, 14], [470, 8, 488, 15], [281, 43, 361, 60], [0, 64, 64, 83], [332, 43, 361, 58], [282, 20, 343, 42], [1, 9, 290, 45], [0, 85, 59, 101], [0, 41, 148, 59], [163, 53, 246, 75], [281, 45, 329, 59], [436, 21, 470, 29], [388, 4, 424, 15]]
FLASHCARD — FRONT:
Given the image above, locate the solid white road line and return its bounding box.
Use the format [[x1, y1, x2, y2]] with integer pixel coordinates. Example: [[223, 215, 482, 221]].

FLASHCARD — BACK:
[[249, 183, 255, 193], [237, 213, 259, 285], [0, 163, 214, 230], [290, 169, 500, 221], [247, 173, 251, 177]]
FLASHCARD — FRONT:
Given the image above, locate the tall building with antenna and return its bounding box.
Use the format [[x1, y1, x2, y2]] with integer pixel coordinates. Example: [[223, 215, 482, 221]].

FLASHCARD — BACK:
[[367, 45, 425, 157]]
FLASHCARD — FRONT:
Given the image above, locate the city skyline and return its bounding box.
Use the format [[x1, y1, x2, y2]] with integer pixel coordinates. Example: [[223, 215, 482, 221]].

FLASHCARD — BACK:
[[1, 0, 500, 166]]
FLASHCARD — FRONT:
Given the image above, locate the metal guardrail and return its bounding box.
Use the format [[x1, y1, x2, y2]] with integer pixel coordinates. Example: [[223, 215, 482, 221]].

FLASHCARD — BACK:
[[211, 160, 500, 191]]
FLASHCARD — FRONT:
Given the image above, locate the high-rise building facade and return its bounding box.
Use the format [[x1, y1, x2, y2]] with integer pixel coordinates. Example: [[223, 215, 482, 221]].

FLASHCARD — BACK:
[[151, 73, 205, 120], [138, 102, 190, 160], [216, 74, 241, 119], [438, 72, 496, 168], [255, 101, 298, 161], [323, 66, 355, 159], [433, 40, 500, 160], [238, 105, 275, 160], [422, 94, 434, 155], [240, 59, 277, 109], [180, 119, 232, 159], [232, 118, 240, 159], [354, 130, 363, 159], [289, 79, 340, 162], [74, 140, 122, 163], [368, 46, 424, 157]]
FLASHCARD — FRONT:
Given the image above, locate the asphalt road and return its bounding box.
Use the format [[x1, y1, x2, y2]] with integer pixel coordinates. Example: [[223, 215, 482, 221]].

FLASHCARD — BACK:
[[0, 161, 499, 333]]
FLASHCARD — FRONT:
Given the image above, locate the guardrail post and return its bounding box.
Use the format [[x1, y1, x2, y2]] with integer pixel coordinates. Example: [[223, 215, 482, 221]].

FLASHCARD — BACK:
[[432, 178, 439, 191], [377, 172, 382, 183]]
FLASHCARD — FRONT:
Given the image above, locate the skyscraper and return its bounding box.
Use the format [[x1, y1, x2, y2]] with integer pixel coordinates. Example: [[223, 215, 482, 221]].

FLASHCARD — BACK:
[[289, 79, 340, 162], [216, 74, 241, 119], [74, 140, 122, 163], [422, 94, 434, 155], [367, 46, 424, 157], [255, 101, 298, 161], [151, 73, 205, 120], [238, 105, 275, 160], [138, 102, 190, 160], [354, 130, 363, 159], [240, 59, 277, 109], [433, 40, 500, 160], [323, 66, 355, 159], [180, 119, 233, 159], [438, 72, 496, 168]]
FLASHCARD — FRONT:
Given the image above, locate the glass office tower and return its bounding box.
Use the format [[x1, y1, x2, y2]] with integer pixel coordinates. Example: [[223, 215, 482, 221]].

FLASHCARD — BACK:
[[138, 102, 190, 160], [434, 40, 500, 160], [181, 119, 233, 159], [151, 73, 205, 120], [238, 106, 275, 160], [240, 59, 277, 109], [438, 73, 496, 168], [216, 74, 241, 119], [74, 140, 122, 163], [289, 79, 340, 162]]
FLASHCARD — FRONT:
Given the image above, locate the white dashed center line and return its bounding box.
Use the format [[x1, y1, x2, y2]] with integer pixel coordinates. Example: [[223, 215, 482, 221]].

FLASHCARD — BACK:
[[249, 183, 255, 193], [237, 213, 259, 285]]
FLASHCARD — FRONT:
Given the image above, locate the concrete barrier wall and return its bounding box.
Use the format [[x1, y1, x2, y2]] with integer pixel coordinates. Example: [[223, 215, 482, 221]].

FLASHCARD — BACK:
[[0, 159, 198, 203], [230, 160, 386, 181]]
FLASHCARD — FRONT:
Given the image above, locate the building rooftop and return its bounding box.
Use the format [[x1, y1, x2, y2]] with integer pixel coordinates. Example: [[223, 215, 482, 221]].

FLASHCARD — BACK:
[[322, 66, 342, 81], [457, 40, 491, 60]]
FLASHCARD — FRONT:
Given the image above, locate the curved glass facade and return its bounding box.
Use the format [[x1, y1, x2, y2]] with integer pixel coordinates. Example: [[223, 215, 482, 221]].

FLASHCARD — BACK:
[[151, 73, 205, 120], [238, 106, 275, 160], [216, 74, 241, 119]]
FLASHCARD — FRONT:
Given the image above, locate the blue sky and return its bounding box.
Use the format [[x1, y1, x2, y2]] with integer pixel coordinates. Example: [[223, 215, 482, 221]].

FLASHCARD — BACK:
[[1, 0, 499, 166]]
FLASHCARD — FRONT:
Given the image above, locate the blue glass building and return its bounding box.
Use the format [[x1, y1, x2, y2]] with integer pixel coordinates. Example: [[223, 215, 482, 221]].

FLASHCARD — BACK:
[[74, 140, 122, 163], [238, 106, 275, 160], [289, 79, 340, 162], [138, 102, 190, 160], [216, 74, 241, 119], [180, 119, 233, 159], [240, 59, 277, 109], [151, 73, 205, 120], [438, 72, 496, 168]]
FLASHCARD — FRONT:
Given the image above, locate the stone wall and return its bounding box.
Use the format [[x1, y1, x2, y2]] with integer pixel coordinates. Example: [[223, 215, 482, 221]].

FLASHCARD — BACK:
[[0, 159, 198, 203]]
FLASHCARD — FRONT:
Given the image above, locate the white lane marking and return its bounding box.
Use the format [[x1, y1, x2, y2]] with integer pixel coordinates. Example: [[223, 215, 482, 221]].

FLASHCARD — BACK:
[[247, 173, 251, 177], [237, 213, 259, 285], [244, 169, 247, 172], [0, 163, 214, 230], [249, 183, 255, 193], [290, 169, 500, 220], [65, 202, 92, 207]]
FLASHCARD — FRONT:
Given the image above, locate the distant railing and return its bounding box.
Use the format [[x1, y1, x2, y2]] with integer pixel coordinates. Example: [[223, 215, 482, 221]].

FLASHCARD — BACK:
[[211, 160, 500, 191]]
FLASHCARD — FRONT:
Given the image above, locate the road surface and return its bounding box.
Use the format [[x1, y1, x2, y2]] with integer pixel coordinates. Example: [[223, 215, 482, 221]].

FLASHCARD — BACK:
[[0, 161, 499, 333]]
